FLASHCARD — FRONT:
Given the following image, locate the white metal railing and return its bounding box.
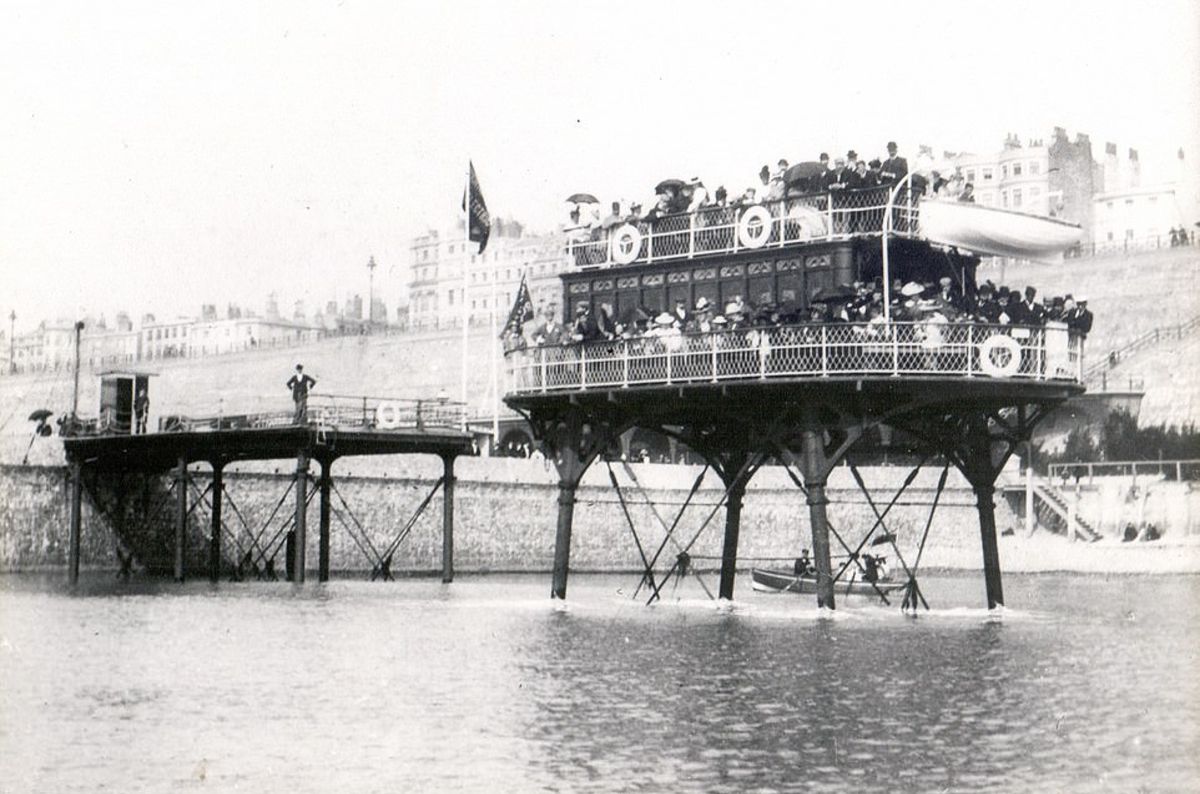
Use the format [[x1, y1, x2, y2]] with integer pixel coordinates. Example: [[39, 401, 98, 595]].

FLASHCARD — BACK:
[[64, 394, 467, 436], [566, 186, 917, 269], [1048, 459, 1200, 483], [504, 322, 1082, 395]]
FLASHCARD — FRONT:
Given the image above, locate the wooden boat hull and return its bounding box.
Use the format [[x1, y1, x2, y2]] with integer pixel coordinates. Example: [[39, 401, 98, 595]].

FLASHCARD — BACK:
[[751, 567, 904, 597]]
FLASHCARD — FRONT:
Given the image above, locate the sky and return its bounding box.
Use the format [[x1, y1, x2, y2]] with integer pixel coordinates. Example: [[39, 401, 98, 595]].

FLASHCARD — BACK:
[[1, 0, 1198, 331]]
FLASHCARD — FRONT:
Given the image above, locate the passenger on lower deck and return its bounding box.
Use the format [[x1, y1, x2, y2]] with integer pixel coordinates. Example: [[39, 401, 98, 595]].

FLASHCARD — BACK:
[[794, 549, 812, 577]]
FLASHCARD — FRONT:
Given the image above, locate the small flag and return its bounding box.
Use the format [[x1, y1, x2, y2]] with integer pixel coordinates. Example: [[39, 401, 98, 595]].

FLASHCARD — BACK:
[[499, 272, 533, 339], [462, 161, 491, 254]]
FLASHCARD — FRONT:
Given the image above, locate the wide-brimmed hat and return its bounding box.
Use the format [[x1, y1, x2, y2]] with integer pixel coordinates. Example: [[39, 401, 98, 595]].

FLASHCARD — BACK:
[[900, 282, 924, 297], [724, 302, 743, 316], [695, 296, 711, 312], [711, 315, 728, 325], [654, 312, 675, 326]]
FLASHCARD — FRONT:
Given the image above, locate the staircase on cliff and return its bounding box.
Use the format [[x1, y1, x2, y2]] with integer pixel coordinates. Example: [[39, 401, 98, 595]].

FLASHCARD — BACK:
[[1001, 475, 1102, 542]]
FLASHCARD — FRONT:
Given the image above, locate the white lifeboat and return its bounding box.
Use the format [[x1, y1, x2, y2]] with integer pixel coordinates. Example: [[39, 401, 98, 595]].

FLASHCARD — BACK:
[[919, 200, 1082, 259]]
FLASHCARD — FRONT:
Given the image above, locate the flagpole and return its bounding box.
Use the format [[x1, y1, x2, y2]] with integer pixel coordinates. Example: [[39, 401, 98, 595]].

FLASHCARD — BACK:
[[489, 262, 499, 448], [461, 162, 470, 430]]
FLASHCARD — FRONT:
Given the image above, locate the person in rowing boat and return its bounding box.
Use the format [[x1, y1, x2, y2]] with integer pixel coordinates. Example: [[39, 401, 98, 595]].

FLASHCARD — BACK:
[[793, 549, 812, 577], [862, 553, 879, 583]]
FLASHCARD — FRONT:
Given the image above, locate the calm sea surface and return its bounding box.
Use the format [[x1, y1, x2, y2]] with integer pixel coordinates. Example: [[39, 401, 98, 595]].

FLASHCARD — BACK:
[[1, 571, 1197, 793]]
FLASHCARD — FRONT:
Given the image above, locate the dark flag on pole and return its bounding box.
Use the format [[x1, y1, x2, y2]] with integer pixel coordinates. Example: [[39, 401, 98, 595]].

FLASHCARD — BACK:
[[462, 160, 491, 254], [499, 271, 534, 339]]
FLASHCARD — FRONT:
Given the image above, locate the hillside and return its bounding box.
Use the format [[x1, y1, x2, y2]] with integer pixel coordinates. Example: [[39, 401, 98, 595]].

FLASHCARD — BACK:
[[979, 245, 1200, 357]]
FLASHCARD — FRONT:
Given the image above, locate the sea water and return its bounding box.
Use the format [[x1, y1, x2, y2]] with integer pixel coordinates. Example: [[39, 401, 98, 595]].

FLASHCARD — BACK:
[[1, 572, 1196, 792]]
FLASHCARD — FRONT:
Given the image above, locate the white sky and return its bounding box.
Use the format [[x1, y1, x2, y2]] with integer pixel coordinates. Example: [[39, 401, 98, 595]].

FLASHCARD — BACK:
[[1, 0, 1197, 330]]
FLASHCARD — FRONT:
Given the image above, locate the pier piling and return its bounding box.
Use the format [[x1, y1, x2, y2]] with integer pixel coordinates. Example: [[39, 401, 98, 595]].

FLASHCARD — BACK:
[[441, 454, 455, 584], [174, 456, 187, 582], [317, 459, 331, 583], [209, 463, 223, 582], [68, 462, 82, 585], [294, 452, 309, 584]]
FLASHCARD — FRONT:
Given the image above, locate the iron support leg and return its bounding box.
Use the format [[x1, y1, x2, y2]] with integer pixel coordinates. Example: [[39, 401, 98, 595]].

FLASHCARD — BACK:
[[975, 483, 1004, 609], [68, 462, 82, 584], [294, 452, 309, 584], [801, 427, 836, 610], [210, 464, 223, 582], [174, 456, 187, 583], [551, 481, 577, 599], [441, 455, 455, 584], [318, 462, 331, 582], [717, 483, 745, 600]]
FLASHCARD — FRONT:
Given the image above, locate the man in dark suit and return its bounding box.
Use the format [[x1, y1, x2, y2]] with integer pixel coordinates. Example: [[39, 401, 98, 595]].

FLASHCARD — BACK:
[[1012, 286, 1046, 326], [1067, 296, 1093, 336], [880, 141, 908, 185], [287, 364, 316, 424]]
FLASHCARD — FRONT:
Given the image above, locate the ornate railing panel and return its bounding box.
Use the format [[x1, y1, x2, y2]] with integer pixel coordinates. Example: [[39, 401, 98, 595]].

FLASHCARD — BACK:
[[566, 186, 917, 269], [505, 322, 1082, 395]]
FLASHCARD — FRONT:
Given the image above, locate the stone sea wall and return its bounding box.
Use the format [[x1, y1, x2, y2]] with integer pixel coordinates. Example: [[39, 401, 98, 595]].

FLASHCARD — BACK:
[[1, 458, 1014, 573]]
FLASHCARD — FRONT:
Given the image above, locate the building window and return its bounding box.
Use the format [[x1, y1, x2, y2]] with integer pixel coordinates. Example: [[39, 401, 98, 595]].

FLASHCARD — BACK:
[[1126, 229, 1134, 240], [1125, 199, 1134, 206], [1107, 231, 1114, 241], [1149, 196, 1158, 204], [1001, 164, 1008, 179], [1001, 190, 1009, 208], [1013, 163, 1022, 177], [982, 168, 993, 181], [965, 169, 976, 182], [1029, 161, 1040, 175], [1012, 188, 1022, 207], [1106, 201, 1114, 209]]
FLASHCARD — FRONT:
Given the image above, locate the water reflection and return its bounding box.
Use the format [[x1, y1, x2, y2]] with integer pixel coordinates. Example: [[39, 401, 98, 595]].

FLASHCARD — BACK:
[[0, 573, 1196, 792]]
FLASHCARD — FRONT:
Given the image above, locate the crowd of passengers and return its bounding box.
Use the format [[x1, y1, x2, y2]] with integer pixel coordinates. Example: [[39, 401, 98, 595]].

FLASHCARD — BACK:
[[567, 141, 978, 237], [503, 278, 1093, 352]]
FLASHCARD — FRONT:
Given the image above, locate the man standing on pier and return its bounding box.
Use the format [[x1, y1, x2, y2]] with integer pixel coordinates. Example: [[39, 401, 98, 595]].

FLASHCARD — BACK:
[[287, 364, 316, 424]]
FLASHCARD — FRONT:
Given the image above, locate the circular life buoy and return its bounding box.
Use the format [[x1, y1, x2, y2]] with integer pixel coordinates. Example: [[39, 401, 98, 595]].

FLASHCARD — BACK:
[[978, 334, 1022, 378], [738, 205, 773, 249], [610, 224, 642, 265], [375, 401, 400, 429]]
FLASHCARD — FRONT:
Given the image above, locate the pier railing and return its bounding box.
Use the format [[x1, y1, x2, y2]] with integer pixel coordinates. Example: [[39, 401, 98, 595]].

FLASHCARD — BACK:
[[566, 186, 916, 269], [66, 393, 467, 436], [504, 321, 1082, 395]]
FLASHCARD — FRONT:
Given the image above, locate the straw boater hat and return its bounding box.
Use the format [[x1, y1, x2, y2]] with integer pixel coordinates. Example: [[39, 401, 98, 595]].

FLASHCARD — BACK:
[[695, 296, 711, 312], [900, 282, 924, 297], [711, 315, 728, 326], [654, 312, 675, 326], [724, 302, 743, 316]]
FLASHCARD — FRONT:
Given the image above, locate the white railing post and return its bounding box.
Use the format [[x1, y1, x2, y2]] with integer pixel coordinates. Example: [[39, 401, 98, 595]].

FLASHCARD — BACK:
[[710, 333, 719, 382], [825, 194, 834, 239], [540, 348, 547, 394], [666, 345, 672, 385], [647, 226, 654, 263], [777, 200, 786, 248], [891, 324, 900, 375], [732, 207, 740, 254], [820, 326, 829, 376], [688, 213, 695, 258], [759, 333, 767, 379], [966, 323, 974, 377], [622, 341, 630, 387], [580, 346, 587, 389]]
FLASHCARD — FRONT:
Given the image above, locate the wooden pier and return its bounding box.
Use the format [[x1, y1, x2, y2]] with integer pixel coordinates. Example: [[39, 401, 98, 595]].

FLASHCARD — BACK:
[[62, 396, 474, 584]]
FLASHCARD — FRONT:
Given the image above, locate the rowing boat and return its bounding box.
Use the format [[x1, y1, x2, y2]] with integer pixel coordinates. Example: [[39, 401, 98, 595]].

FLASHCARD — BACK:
[[750, 567, 904, 597]]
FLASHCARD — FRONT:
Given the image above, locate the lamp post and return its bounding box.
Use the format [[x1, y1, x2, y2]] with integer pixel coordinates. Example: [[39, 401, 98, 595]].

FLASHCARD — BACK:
[[366, 255, 377, 326]]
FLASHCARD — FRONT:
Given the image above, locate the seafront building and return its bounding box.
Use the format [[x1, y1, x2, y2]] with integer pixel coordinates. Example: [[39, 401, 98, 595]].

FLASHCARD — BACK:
[[408, 218, 570, 330]]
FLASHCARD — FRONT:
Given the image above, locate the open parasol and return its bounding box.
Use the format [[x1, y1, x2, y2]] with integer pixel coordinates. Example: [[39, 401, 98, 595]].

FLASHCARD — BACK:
[[566, 193, 600, 204], [783, 162, 826, 184], [654, 178, 686, 194]]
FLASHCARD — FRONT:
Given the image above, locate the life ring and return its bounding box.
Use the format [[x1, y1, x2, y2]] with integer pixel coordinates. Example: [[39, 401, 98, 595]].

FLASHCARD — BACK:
[[610, 224, 642, 265], [375, 401, 400, 429], [738, 205, 773, 249], [978, 334, 1022, 378]]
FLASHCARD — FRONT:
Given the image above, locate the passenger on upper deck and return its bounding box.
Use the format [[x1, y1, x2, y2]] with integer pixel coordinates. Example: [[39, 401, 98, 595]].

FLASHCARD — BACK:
[[880, 141, 908, 185]]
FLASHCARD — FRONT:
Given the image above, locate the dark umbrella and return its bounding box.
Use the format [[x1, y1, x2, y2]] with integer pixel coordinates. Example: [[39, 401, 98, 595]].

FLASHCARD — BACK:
[[566, 193, 600, 204], [619, 305, 650, 326], [654, 178, 686, 194], [811, 284, 857, 303], [28, 408, 52, 422], [783, 162, 826, 184]]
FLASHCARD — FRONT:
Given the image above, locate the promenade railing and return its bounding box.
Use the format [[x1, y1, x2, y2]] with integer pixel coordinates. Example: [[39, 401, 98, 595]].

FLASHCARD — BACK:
[[567, 186, 915, 269], [505, 321, 1082, 395]]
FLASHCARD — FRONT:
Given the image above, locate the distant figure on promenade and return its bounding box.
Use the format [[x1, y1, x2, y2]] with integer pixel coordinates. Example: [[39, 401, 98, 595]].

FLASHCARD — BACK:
[[287, 364, 316, 424], [134, 387, 149, 434]]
